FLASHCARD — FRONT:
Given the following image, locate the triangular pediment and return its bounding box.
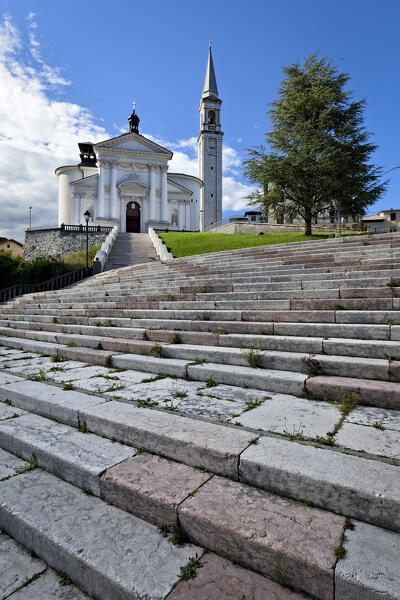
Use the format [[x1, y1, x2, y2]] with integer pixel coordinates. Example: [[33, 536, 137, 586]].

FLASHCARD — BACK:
[[95, 132, 173, 157], [167, 178, 192, 195]]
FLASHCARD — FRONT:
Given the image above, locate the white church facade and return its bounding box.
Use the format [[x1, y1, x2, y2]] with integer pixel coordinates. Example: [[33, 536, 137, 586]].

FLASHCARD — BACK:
[[55, 46, 223, 233]]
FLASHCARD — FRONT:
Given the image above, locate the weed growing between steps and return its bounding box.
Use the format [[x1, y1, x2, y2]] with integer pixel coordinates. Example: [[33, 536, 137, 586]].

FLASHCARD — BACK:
[[179, 554, 203, 580], [151, 345, 163, 358], [335, 518, 355, 559], [301, 355, 321, 377], [241, 347, 264, 368], [137, 398, 159, 408]]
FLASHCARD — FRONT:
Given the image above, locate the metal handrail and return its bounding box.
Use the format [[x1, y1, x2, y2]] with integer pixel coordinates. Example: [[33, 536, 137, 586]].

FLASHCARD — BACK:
[[0, 267, 93, 304]]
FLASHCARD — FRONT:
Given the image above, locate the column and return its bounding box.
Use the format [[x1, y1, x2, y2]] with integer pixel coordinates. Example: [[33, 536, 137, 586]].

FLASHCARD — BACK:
[[149, 165, 156, 221], [73, 194, 81, 224], [119, 194, 126, 233], [185, 202, 191, 231], [178, 202, 185, 230], [161, 165, 168, 222], [142, 197, 148, 232], [110, 161, 118, 219], [97, 160, 105, 218]]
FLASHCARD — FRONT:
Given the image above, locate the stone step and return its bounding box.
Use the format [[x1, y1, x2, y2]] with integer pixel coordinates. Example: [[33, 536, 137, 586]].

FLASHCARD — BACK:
[[110, 353, 307, 394], [161, 343, 392, 382], [0, 528, 92, 599], [306, 375, 400, 409], [0, 412, 136, 495], [0, 468, 200, 600], [2, 377, 400, 535]]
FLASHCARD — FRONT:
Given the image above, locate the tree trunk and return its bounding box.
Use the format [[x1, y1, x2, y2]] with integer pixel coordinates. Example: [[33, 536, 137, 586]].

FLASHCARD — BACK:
[[304, 208, 312, 235]]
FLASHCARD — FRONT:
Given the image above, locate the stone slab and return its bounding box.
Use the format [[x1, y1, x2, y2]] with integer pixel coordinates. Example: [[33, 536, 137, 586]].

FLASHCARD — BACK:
[[240, 435, 400, 531], [0, 413, 136, 494], [234, 394, 340, 438], [112, 354, 189, 377], [0, 469, 200, 600], [336, 520, 400, 599], [0, 402, 25, 422], [0, 531, 46, 598], [0, 373, 24, 385], [9, 568, 90, 599], [346, 405, 400, 432], [100, 453, 211, 526], [187, 363, 306, 395], [79, 400, 255, 478], [0, 447, 28, 481], [179, 476, 345, 600], [197, 384, 270, 402], [168, 552, 309, 600], [171, 393, 247, 422], [105, 377, 203, 403], [336, 422, 400, 459], [45, 365, 110, 383], [0, 380, 105, 427]]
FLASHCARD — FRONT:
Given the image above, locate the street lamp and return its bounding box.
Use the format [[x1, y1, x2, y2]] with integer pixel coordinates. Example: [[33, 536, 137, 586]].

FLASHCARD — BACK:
[[84, 210, 91, 272], [29, 206, 32, 230]]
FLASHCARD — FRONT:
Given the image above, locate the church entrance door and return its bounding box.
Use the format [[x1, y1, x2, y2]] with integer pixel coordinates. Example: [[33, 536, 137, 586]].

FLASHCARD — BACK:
[[126, 201, 140, 233]]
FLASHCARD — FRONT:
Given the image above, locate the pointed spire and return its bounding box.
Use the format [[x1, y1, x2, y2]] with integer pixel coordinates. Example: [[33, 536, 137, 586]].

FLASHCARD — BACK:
[[202, 43, 218, 99]]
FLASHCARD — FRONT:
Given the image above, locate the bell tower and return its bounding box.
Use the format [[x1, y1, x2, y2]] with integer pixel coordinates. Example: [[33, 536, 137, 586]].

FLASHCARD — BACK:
[[198, 43, 223, 231]]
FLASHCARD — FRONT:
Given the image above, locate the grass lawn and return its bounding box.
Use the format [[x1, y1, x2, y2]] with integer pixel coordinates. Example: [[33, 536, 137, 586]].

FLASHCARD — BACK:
[[158, 231, 348, 258], [61, 244, 102, 271]]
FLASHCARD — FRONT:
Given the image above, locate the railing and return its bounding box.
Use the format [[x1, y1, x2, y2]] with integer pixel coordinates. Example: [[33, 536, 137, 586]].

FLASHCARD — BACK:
[[148, 227, 174, 262], [26, 224, 113, 234], [0, 267, 93, 304], [93, 225, 119, 274]]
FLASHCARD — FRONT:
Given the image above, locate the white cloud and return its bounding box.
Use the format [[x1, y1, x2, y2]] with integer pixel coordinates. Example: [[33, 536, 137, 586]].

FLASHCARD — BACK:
[[0, 14, 107, 241], [0, 15, 255, 242]]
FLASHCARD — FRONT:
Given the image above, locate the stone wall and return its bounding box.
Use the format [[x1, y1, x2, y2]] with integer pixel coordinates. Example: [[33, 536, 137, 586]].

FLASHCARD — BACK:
[[210, 222, 361, 234], [23, 229, 107, 261]]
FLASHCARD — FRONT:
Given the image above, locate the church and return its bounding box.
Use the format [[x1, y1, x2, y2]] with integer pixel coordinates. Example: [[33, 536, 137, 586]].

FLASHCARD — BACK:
[[55, 46, 223, 233]]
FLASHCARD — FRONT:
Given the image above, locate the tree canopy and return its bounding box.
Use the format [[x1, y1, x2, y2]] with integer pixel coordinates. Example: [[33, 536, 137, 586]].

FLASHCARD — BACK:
[[244, 53, 386, 234]]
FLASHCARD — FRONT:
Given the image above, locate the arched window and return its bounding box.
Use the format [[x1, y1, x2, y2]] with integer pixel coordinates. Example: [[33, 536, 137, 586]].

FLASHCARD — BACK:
[[208, 110, 215, 125]]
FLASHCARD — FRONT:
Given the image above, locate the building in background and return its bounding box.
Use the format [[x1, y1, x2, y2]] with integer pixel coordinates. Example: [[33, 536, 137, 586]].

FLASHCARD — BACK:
[[0, 238, 23, 257], [55, 46, 223, 234], [198, 44, 223, 231], [362, 209, 400, 233]]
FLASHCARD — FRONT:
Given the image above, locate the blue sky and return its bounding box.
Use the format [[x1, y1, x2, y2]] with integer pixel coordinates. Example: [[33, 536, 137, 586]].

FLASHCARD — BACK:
[[1, 0, 400, 241]]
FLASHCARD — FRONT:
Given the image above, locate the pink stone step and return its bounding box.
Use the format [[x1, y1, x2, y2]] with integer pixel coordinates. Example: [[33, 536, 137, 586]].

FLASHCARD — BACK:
[[169, 553, 309, 599], [100, 453, 210, 527], [306, 375, 400, 409], [179, 476, 345, 600], [57, 346, 113, 366]]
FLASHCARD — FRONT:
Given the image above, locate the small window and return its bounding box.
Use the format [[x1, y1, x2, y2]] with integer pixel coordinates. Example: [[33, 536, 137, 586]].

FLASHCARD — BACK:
[[211, 194, 214, 197], [7, 244, 10, 248], [211, 166, 213, 170], [391, 212, 396, 221], [208, 110, 215, 125]]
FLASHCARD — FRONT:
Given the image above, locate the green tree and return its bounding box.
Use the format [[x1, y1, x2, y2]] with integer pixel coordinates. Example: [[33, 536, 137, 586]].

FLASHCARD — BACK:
[[244, 53, 386, 235]]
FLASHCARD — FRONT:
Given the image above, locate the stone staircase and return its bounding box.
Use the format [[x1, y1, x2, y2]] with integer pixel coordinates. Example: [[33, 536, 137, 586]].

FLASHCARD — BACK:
[[104, 232, 159, 270], [0, 232, 400, 599]]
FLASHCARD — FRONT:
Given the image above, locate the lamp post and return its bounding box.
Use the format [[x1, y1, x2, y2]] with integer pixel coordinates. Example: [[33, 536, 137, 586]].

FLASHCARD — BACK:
[[29, 206, 32, 230], [84, 210, 91, 273]]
